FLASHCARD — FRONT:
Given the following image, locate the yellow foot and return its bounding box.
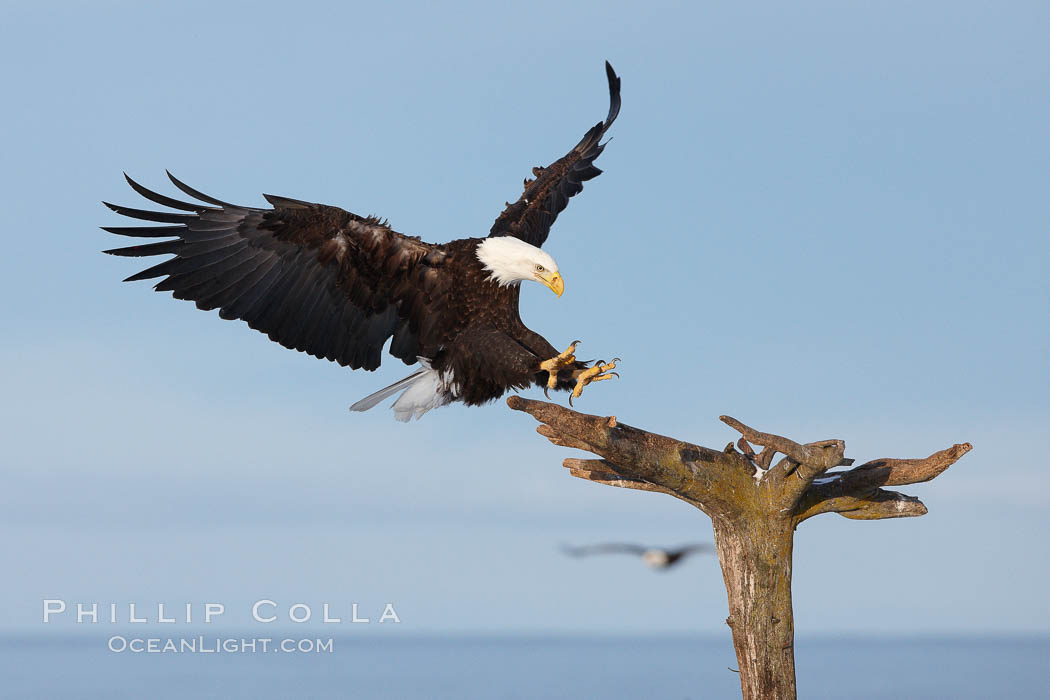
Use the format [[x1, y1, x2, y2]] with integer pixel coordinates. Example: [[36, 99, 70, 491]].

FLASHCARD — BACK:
[[539, 340, 581, 396], [569, 358, 620, 407]]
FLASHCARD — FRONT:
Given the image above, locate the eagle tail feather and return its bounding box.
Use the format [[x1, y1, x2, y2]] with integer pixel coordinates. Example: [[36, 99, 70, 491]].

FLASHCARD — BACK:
[[349, 369, 427, 413], [349, 359, 453, 421], [348, 358, 434, 413]]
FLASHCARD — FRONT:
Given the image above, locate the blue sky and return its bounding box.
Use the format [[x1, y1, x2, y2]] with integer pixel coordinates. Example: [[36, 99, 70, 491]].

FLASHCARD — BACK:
[[2, 1, 1048, 635]]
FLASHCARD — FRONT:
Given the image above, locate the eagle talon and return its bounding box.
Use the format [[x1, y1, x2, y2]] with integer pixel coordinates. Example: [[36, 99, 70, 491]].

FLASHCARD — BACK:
[[540, 340, 583, 390], [567, 357, 620, 406]]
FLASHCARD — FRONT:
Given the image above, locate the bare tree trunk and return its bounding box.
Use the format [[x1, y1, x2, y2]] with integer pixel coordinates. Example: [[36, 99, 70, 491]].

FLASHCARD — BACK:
[[507, 396, 971, 700], [714, 518, 796, 699]]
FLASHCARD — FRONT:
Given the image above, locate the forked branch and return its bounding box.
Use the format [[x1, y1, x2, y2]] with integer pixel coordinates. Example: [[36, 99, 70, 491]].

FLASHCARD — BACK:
[[794, 442, 972, 523], [506, 396, 745, 516], [507, 396, 971, 525]]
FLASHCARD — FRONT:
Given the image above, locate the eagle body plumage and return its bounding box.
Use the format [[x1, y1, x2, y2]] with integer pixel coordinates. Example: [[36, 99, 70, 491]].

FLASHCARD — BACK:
[[103, 63, 621, 419]]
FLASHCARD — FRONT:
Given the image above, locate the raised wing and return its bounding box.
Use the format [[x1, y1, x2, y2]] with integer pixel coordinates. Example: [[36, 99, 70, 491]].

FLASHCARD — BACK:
[[103, 172, 449, 371], [560, 542, 647, 558], [488, 62, 621, 248]]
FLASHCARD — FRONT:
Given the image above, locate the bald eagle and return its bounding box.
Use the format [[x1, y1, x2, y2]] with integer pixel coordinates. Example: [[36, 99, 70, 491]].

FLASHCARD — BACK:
[[103, 63, 621, 420]]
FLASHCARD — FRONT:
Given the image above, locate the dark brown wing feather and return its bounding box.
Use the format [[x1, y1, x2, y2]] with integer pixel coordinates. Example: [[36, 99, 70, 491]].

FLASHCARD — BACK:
[[488, 62, 621, 248], [669, 543, 714, 558], [666, 544, 714, 566], [560, 543, 647, 557], [103, 172, 449, 370]]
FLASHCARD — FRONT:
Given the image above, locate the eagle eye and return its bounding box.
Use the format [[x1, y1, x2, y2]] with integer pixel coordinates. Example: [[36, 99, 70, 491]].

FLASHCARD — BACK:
[[535, 264, 545, 272]]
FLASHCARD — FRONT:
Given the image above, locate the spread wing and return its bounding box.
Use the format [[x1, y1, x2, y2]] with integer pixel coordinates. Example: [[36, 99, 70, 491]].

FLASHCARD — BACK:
[[102, 172, 450, 371], [488, 62, 621, 248], [560, 542, 647, 558], [669, 544, 714, 559]]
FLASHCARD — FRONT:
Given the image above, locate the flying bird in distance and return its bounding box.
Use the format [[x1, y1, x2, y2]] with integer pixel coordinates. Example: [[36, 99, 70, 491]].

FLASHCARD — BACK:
[[561, 543, 714, 570], [102, 63, 622, 421]]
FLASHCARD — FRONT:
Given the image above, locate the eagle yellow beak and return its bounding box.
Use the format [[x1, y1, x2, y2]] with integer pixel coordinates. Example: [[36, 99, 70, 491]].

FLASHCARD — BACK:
[[539, 271, 564, 297]]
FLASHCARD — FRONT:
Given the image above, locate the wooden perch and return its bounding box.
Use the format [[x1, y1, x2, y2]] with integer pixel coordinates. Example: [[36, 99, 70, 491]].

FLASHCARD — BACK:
[[507, 396, 971, 700]]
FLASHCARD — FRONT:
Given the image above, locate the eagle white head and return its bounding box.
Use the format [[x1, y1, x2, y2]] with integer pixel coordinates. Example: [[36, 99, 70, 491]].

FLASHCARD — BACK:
[[642, 549, 671, 568], [476, 237, 564, 296]]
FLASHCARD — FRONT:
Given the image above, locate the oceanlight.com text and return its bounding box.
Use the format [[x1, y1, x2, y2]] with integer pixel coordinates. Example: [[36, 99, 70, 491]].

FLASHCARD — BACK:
[[108, 636, 334, 654]]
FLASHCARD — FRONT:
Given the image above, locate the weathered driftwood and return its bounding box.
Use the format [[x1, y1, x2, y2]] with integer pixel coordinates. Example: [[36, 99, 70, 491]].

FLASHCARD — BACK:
[[507, 396, 971, 700]]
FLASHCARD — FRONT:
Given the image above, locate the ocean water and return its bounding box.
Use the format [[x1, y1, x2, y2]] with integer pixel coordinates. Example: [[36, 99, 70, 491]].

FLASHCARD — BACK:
[[0, 635, 1046, 699]]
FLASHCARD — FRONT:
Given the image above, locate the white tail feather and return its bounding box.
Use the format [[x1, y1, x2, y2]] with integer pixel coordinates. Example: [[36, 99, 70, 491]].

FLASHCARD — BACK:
[[349, 359, 454, 421], [349, 369, 427, 413]]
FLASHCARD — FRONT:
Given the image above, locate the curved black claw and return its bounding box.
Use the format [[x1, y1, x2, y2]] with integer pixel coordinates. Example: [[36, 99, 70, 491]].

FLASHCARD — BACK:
[[568, 394, 576, 408], [543, 385, 551, 399]]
